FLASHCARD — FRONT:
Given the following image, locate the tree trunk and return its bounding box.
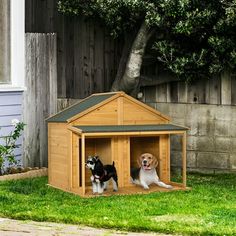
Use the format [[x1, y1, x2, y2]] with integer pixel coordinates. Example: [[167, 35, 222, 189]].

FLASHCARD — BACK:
[[111, 21, 152, 97], [111, 32, 136, 92]]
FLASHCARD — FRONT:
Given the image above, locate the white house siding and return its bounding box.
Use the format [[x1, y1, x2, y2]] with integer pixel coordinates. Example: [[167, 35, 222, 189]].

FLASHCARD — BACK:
[[0, 91, 23, 165], [0, 0, 25, 168]]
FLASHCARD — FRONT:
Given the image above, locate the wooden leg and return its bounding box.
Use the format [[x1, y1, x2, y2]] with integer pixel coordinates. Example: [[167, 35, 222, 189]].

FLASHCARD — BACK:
[[81, 135, 86, 195], [68, 131, 73, 190], [182, 132, 187, 187]]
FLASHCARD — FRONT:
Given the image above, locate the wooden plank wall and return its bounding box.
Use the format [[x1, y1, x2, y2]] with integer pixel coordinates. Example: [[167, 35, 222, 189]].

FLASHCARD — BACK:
[[23, 33, 57, 167], [25, 0, 122, 99], [143, 72, 236, 106]]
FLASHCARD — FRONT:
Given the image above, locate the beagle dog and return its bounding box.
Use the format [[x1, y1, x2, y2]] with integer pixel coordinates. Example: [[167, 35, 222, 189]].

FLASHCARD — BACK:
[[131, 153, 173, 190]]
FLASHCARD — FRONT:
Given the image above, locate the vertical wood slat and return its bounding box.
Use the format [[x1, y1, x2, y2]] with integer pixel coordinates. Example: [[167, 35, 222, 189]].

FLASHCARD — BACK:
[[71, 134, 80, 188], [112, 137, 120, 186], [182, 132, 187, 187], [159, 135, 169, 182], [169, 81, 178, 103], [122, 136, 131, 187], [206, 76, 221, 105], [48, 124, 52, 183], [57, 15, 66, 98], [74, 17, 82, 98], [118, 96, 124, 125], [231, 74, 236, 105], [37, 33, 45, 166], [156, 84, 168, 102], [221, 70, 232, 105], [178, 81, 187, 103], [94, 23, 105, 93], [24, 33, 57, 167], [68, 131, 73, 190], [81, 135, 86, 195], [64, 17, 75, 98]]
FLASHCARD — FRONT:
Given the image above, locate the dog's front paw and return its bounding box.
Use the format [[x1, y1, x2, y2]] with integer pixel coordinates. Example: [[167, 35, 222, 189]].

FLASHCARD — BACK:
[[143, 185, 149, 190], [166, 184, 173, 189]]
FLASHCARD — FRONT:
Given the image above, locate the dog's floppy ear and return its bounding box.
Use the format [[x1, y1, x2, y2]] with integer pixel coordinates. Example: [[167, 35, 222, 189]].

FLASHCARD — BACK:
[[152, 155, 158, 168], [137, 155, 142, 167]]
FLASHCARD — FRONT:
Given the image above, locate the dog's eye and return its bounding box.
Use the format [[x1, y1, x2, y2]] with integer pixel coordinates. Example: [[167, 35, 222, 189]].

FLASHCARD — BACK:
[[148, 157, 151, 159], [142, 156, 145, 159], [87, 161, 93, 164]]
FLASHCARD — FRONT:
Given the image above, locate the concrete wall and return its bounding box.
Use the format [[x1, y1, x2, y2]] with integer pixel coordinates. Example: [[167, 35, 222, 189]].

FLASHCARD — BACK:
[[147, 102, 236, 173]]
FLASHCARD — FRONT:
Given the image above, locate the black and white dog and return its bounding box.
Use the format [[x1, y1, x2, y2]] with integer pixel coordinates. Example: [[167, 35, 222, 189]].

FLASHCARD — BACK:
[[86, 156, 118, 194]]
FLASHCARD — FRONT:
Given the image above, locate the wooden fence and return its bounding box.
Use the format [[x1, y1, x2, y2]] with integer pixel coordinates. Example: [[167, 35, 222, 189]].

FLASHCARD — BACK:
[[25, 0, 121, 99], [23, 33, 57, 167], [25, 0, 236, 106], [142, 70, 236, 106]]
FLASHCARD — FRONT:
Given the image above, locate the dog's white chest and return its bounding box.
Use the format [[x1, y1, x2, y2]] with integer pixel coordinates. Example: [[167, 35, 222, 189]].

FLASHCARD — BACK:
[[140, 168, 158, 185]]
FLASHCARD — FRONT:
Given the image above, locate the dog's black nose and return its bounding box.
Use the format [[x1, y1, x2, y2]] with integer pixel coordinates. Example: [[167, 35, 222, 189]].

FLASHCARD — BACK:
[[143, 160, 147, 164]]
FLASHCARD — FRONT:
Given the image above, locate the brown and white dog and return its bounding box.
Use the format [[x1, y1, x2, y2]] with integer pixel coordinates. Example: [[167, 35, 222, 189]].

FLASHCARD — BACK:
[[131, 153, 172, 190]]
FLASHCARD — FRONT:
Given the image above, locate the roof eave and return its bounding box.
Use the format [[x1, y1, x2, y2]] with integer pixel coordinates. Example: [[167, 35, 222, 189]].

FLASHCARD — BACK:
[[67, 126, 82, 134], [81, 130, 187, 137]]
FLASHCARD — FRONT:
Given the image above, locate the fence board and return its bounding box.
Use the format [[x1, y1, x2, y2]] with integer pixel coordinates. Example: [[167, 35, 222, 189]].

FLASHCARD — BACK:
[[221, 70, 232, 105], [169, 81, 178, 103], [208, 76, 221, 105], [24, 33, 57, 168], [156, 84, 168, 102], [25, 0, 121, 99], [178, 81, 187, 103], [231, 74, 236, 105]]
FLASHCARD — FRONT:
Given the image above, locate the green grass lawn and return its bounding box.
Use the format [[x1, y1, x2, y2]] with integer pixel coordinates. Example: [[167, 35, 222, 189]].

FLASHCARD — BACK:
[[0, 173, 235, 236]]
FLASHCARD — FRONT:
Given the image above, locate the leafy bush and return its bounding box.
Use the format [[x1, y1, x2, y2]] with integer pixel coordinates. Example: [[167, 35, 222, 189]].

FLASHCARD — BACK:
[[0, 119, 25, 175]]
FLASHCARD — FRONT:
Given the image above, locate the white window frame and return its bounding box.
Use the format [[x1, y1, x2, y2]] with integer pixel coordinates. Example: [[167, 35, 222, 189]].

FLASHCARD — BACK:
[[0, 0, 25, 92]]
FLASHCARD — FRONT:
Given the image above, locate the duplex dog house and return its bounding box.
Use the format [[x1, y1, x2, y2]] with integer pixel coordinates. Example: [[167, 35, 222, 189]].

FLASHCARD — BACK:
[[47, 92, 188, 197]]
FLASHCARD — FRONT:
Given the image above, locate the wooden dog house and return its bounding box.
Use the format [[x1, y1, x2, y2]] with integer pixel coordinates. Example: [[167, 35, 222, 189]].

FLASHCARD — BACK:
[[47, 92, 188, 197]]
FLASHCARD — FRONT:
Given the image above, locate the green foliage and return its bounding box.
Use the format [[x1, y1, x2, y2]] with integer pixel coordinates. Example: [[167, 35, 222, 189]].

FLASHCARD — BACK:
[[0, 174, 235, 235], [0, 120, 25, 175], [58, 0, 236, 80]]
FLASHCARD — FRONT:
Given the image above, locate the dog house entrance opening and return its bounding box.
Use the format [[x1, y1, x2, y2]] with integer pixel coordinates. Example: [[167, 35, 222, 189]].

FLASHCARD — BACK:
[[130, 136, 160, 175]]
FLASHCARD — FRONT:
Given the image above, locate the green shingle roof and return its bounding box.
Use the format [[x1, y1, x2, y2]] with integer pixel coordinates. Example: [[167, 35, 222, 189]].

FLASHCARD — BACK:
[[73, 124, 188, 133], [47, 93, 116, 123]]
